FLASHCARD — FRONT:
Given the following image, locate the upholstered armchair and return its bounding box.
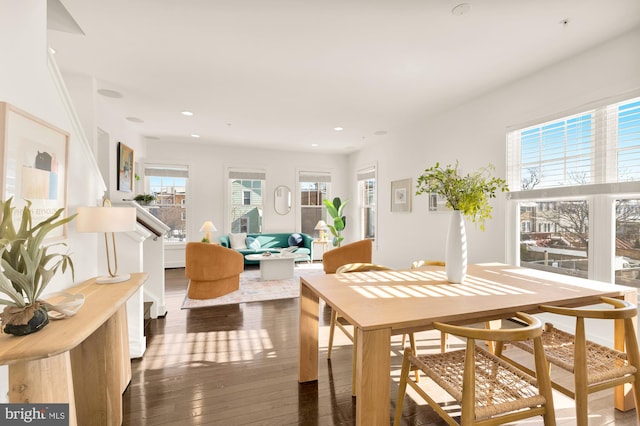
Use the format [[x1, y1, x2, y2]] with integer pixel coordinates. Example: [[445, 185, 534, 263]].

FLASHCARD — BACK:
[[322, 239, 372, 274], [185, 242, 244, 299]]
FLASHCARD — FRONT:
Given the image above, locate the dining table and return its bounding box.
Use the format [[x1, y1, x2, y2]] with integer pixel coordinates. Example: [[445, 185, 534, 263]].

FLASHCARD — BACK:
[[297, 262, 639, 425]]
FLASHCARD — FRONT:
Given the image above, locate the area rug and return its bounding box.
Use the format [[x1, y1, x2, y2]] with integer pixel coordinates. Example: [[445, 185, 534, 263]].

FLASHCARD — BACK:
[[181, 263, 325, 309]]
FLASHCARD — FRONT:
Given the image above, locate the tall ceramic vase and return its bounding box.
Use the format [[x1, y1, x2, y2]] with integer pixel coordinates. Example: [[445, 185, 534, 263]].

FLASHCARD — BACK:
[[446, 210, 467, 283]]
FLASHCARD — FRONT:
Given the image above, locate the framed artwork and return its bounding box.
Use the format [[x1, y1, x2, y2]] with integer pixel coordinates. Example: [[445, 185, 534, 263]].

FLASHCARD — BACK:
[[117, 142, 134, 192], [391, 178, 412, 212], [0, 102, 70, 239], [428, 193, 449, 212]]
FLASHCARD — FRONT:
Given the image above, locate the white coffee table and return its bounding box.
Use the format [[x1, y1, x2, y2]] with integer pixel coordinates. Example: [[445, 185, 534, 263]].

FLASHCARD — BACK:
[[245, 252, 308, 281]]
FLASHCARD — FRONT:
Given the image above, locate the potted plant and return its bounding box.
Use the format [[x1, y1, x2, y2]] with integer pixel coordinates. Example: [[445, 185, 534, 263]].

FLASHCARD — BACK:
[[416, 161, 508, 282], [323, 197, 348, 247], [134, 193, 157, 205], [0, 198, 76, 336]]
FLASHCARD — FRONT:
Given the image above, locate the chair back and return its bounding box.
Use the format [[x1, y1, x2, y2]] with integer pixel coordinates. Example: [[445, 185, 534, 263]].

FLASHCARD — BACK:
[[336, 263, 391, 274], [322, 239, 372, 273], [411, 260, 445, 269]]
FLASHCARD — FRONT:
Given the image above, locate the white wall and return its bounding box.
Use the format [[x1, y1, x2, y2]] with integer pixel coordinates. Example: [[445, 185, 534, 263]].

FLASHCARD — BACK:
[[143, 140, 349, 245], [0, 0, 105, 402], [349, 27, 640, 270]]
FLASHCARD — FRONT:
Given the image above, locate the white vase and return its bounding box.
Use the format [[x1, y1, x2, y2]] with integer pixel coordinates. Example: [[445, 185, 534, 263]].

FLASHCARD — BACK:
[[446, 210, 467, 283]]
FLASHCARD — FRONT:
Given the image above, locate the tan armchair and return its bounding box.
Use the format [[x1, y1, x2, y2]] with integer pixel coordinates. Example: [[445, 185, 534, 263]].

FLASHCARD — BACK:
[[322, 239, 372, 273], [185, 242, 244, 299]]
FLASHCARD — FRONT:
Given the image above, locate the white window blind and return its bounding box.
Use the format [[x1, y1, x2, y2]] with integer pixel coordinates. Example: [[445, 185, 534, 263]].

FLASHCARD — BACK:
[[299, 172, 331, 183], [229, 170, 266, 180], [145, 164, 189, 178], [507, 97, 640, 195]]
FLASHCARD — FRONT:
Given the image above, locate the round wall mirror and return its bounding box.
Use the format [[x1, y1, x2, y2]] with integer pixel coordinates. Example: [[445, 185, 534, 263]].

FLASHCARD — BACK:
[[274, 185, 291, 215]]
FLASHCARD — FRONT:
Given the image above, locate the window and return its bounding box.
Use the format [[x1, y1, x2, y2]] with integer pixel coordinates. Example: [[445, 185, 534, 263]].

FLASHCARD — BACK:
[[507, 95, 640, 282], [519, 200, 589, 278], [299, 172, 331, 236], [508, 97, 640, 190], [144, 164, 188, 243], [357, 166, 376, 240], [615, 199, 640, 288], [229, 170, 265, 233]]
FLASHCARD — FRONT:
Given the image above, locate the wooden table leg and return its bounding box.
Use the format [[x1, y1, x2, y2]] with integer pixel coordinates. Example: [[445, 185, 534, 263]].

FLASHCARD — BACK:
[[9, 351, 78, 426], [356, 327, 391, 426], [299, 281, 319, 382]]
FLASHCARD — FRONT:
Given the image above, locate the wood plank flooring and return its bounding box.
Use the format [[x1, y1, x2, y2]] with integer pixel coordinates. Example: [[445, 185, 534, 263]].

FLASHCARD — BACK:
[[122, 267, 639, 425]]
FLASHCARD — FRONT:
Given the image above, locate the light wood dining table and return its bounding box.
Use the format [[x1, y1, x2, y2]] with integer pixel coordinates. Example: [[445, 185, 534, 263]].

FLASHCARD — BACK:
[[297, 263, 638, 426]]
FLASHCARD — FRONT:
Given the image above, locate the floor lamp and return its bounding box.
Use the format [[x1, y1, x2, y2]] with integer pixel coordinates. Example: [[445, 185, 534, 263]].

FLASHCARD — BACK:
[[76, 199, 137, 284]]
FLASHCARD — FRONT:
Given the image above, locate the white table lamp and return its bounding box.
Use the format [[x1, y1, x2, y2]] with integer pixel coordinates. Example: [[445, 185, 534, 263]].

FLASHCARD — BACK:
[[200, 220, 217, 242], [76, 199, 137, 284], [314, 220, 328, 241]]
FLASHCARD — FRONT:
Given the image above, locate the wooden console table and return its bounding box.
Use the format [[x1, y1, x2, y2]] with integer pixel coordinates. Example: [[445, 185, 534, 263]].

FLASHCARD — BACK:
[[0, 272, 148, 426]]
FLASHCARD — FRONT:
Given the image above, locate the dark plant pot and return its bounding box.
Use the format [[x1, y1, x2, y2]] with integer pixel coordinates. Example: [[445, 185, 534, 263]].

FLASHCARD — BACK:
[[3, 307, 49, 336]]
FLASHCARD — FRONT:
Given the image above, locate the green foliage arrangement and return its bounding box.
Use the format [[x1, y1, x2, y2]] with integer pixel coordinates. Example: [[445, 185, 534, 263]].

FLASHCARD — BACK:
[[323, 197, 348, 247], [134, 193, 157, 205], [0, 198, 76, 329], [416, 161, 509, 231]]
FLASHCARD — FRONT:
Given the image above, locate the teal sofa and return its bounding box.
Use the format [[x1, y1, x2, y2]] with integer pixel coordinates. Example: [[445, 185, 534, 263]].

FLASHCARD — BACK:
[[219, 232, 313, 265]]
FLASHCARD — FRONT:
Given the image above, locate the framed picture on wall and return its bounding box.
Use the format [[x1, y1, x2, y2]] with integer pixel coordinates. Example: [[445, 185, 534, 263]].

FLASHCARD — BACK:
[[117, 142, 134, 192], [391, 178, 412, 212], [0, 102, 70, 239], [428, 192, 449, 212]]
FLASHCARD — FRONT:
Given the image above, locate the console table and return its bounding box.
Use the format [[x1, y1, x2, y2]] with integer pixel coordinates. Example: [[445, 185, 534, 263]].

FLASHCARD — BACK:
[[0, 272, 148, 426]]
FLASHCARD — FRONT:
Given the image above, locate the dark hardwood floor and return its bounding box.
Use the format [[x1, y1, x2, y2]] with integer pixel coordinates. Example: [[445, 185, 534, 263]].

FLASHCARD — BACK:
[[122, 267, 639, 425]]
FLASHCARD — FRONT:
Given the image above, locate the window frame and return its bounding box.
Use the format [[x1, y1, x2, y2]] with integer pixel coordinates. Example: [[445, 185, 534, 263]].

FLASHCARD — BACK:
[[506, 93, 640, 284], [226, 168, 266, 234], [357, 164, 377, 242]]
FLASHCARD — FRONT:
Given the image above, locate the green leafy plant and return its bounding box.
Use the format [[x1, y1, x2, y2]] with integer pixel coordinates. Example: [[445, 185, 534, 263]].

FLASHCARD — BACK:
[[0, 198, 76, 328], [323, 197, 348, 247], [416, 161, 509, 231], [134, 193, 157, 205]]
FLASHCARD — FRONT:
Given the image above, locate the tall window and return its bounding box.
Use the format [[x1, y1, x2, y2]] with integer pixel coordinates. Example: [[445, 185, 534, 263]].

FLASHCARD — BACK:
[[615, 199, 640, 288], [229, 170, 265, 233], [299, 172, 331, 236], [507, 96, 640, 281], [357, 166, 376, 240], [144, 164, 188, 242], [519, 200, 589, 278]]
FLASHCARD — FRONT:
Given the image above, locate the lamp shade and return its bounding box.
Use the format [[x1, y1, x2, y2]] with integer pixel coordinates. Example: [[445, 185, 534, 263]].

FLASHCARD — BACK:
[[314, 220, 328, 230], [76, 207, 137, 233], [199, 221, 217, 233]]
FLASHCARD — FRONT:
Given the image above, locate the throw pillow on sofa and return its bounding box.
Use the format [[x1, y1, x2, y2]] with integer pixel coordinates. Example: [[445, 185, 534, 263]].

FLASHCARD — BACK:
[[229, 232, 247, 249], [288, 233, 304, 247], [246, 236, 261, 250]]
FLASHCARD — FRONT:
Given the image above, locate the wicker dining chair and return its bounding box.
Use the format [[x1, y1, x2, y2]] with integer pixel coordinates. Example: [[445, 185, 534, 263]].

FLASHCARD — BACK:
[[394, 312, 556, 426], [329, 262, 420, 391], [495, 297, 640, 425]]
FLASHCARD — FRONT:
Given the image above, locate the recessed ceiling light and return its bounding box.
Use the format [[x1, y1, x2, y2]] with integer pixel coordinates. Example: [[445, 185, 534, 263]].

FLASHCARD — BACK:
[[97, 89, 123, 98], [451, 3, 471, 16], [334, 127, 344, 131], [181, 111, 194, 116], [311, 143, 319, 147], [373, 130, 388, 136], [126, 117, 144, 123], [191, 134, 200, 138], [144, 136, 160, 140]]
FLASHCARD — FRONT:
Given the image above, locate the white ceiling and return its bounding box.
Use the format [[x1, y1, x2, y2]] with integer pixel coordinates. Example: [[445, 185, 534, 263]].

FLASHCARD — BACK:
[[47, 0, 640, 154]]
